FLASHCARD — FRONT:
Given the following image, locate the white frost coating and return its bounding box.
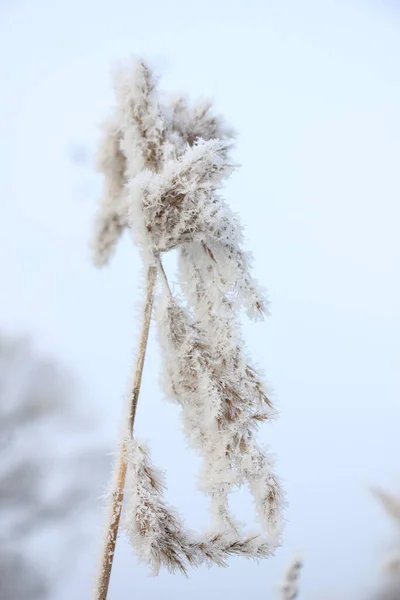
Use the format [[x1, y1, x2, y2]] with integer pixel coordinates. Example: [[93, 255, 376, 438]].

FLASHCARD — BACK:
[[93, 58, 168, 266], [123, 441, 274, 575], [155, 295, 282, 541], [93, 58, 283, 574], [167, 95, 236, 151], [112, 58, 167, 177], [128, 139, 234, 252], [178, 238, 268, 321], [92, 115, 128, 266], [123, 438, 275, 574], [123, 438, 194, 575]]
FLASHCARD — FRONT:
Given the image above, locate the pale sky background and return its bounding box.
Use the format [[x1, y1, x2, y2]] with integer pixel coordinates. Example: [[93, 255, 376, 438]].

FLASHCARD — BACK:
[[1, 0, 400, 598]]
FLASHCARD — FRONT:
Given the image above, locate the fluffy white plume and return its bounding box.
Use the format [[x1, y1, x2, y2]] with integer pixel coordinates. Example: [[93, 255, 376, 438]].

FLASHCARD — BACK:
[[168, 96, 236, 147], [123, 438, 274, 574], [155, 294, 282, 542], [92, 58, 168, 266], [123, 439, 195, 575], [92, 115, 127, 266], [112, 58, 167, 176], [128, 138, 235, 262]]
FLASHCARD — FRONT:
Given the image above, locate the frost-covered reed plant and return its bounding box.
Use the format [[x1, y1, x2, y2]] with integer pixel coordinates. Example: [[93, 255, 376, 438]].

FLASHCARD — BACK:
[[92, 58, 284, 600]]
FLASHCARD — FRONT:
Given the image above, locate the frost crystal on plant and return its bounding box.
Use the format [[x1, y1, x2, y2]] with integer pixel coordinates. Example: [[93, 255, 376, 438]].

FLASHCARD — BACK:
[[123, 439, 195, 575], [92, 115, 127, 266], [93, 57, 284, 576]]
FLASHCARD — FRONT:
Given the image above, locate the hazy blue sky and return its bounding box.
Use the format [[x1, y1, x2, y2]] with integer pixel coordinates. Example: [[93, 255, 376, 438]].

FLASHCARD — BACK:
[[1, 1, 399, 598]]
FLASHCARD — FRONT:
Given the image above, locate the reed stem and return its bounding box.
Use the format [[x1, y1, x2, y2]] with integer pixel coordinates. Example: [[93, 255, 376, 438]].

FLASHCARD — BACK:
[[95, 264, 158, 600]]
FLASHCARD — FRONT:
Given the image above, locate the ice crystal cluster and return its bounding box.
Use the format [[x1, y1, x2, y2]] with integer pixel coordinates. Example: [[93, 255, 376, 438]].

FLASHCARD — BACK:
[[93, 58, 283, 574]]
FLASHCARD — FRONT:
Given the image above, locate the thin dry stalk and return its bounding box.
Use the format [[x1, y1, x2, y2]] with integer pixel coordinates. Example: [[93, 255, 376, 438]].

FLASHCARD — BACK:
[[95, 265, 157, 600]]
